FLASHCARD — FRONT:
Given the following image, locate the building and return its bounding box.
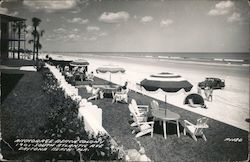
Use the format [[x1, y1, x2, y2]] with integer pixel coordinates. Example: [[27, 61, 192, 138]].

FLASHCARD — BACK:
[[0, 14, 26, 60]]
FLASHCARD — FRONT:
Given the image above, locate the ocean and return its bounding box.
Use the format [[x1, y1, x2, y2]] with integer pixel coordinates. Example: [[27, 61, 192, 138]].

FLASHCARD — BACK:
[[45, 52, 250, 65]]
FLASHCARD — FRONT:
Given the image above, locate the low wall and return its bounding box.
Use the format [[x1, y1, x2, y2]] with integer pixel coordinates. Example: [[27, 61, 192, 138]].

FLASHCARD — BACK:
[[45, 64, 106, 135]]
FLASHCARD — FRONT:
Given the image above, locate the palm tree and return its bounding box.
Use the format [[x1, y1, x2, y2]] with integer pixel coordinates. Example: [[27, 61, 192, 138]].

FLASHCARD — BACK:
[[28, 30, 44, 60], [30, 17, 41, 60], [16, 21, 27, 59], [36, 30, 45, 59]]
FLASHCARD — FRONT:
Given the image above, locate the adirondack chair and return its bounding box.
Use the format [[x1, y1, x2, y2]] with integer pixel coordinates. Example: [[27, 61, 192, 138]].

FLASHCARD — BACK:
[[129, 104, 154, 138], [131, 99, 149, 117], [86, 85, 99, 100], [183, 117, 209, 141], [112, 88, 129, 103], [128, 104, 147, 127]]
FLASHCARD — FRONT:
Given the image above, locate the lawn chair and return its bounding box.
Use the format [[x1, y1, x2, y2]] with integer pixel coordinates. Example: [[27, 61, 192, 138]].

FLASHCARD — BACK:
[[129, 104, 154, 138], [86, 85, 100, 100], [128, 104, 147, 127], [183, 117, 209, 141], [131, 99, 149, 117], [86, 72, 94, 81], [150, 100, 160, 110], [112, 88, 129, 103]]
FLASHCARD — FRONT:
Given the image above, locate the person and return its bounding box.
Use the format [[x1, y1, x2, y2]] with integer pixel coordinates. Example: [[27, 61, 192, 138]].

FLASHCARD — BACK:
[[120, 81, 128, 91], [87, 71, 94, 81], [87, 84, 104, 100], [204, 86, 210, 101], [112, 82, 129, 103], [78, 67, 85, 81], [197, 86, 201, 95], [208, 87, 213, 102]]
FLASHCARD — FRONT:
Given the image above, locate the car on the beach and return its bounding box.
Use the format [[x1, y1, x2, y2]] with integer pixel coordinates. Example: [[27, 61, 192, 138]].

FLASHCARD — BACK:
[[198, 77, 225, 89]]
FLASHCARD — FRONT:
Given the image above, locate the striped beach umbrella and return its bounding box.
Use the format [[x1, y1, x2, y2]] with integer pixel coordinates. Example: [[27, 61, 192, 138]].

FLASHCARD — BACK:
[[70, 59, 89, 67], [140, 72, 193, 102], [96, 64, 125, 82]]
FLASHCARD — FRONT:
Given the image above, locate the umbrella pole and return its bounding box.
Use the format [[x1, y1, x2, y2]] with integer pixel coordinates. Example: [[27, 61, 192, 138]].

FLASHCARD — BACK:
[[165, 94, 167, 103]]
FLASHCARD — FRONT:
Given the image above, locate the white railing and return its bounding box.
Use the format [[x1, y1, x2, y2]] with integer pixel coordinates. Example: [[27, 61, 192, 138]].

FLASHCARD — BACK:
[[45, 63, 106, 135]]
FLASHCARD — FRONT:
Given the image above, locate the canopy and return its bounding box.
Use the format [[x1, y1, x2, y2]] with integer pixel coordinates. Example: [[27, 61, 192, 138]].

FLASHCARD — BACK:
[[184, 93, 204, 105], [96, 65, 125, 73], [70, 59, 89, 67], [96, 64, 125, 82], [140, 72, 193, 93]]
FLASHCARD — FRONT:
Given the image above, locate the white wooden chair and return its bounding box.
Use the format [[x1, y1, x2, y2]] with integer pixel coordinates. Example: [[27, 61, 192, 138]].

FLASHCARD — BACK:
[[131, 99, 149, 117], [183, 117, 209, 141], [86, 85, 99, 100], [150, 100, 161, 110], [112, 88, 129, 103], [86, 72, 94, 81], [129, 104, 154, 138], [128, 104, 147, 127]]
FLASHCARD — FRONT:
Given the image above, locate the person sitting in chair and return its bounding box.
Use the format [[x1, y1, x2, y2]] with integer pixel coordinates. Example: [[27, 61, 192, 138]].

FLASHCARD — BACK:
[[86, 71, 94, 81], [112, 82, 129, 103], [87, 83, 104, 100]]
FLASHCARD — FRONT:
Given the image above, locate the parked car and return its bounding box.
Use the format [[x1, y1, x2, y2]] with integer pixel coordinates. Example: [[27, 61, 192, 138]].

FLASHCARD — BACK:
[[198, 77, 225, 89]]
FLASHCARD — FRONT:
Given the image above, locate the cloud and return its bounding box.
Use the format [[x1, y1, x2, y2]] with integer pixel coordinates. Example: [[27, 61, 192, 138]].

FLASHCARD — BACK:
[[23, 0, 78, 12], [71, 7, 81, 14], [141, 16, 154, 23], [160, 19, 173, 27], [67, 17, 89, 24], [227, 12, 241, 23], [86, 26, 100, 32], [53, 28, 67, 33], [208, 9, 229, 16], [0, 7, 8, 14], [26, 25, 33, 32], [67, 33, 80, 40], [208, 1, 234, 16], [72, 28, 79, 32], [89, 36, 97, 41], [98, 32, 108, 37], [215, 1, 234, 9], [99, 11, 129, 23], [10, 11, 19, 16]]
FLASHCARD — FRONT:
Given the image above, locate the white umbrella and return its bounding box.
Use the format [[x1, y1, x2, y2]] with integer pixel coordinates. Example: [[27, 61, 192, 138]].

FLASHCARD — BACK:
[[96, 64, 125, 82]]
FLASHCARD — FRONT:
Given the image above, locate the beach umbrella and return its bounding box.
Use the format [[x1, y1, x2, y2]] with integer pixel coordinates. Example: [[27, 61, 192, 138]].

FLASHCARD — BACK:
[[140, 72, 193, 102], [96, 64, 125, 82], [70, 59, 89, 67]]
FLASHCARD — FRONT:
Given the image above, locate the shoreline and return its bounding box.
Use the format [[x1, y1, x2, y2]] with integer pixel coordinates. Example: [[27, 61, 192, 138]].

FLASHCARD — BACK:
[[40, 53, 249, 131], [43, 52, 250, 67]]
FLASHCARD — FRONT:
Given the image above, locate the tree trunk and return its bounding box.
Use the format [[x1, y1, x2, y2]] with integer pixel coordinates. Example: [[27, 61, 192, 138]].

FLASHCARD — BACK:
[[36, 35, 39, 60], [33, 27, 37, 60], [18, 28, 21, 59]]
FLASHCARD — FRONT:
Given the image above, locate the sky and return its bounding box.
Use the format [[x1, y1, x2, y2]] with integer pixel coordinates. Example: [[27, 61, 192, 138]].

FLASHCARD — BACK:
[[0, 0, 249, 53]]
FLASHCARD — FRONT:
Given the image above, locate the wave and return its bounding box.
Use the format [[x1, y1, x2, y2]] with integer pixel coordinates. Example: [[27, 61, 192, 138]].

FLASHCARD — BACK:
[[45, 52, 249, 66]]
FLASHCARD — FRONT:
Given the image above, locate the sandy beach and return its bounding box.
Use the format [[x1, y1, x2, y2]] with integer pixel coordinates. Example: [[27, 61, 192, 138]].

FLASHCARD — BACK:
[[42, 53, 249, 131]]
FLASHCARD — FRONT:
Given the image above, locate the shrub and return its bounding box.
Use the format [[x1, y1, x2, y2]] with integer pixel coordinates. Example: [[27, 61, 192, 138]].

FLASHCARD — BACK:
[[39, 68, 120, 160]]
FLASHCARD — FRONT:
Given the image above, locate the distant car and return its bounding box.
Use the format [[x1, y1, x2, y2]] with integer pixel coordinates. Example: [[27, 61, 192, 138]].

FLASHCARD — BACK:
[[198, 77, 225, 89]]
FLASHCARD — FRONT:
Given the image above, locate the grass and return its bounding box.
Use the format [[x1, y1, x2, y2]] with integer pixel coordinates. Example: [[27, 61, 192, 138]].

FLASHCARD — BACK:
[[1, 68, 119, 160], [78, 77, 248, 162], [1, 73, 24, 102], [1, 65, 248, 161], [1, 71, 51, 160]]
